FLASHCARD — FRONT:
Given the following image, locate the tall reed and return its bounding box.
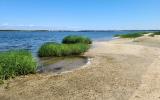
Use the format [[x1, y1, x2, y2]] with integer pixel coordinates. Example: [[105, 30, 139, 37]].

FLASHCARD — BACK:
[[62, 35, 92, 44], [38, 42, 90, 57], [0, 50, 37, 80]]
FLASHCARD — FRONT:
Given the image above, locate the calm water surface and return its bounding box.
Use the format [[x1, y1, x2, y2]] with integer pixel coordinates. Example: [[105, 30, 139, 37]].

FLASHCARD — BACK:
[[0, 30, 152, 72], [0, 31, 148, 55], [0, 31, 151, 55], [38, 56, 88, 73]]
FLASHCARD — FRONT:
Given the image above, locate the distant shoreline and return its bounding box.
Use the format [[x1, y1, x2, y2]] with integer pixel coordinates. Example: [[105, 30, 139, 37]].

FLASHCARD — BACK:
[[0, 30, 160, 32]]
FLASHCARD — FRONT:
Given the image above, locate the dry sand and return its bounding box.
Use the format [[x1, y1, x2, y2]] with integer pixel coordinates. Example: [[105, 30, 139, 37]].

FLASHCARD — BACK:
[[1, 35, 160, 100]]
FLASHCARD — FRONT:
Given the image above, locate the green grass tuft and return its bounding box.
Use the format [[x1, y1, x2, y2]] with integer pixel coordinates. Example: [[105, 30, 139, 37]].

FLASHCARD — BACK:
[[153, 32, 160, 35], [149, 33, 155, 37], [38, 42, 90, 57], [114, 34, 120, 37], [114, 32, 144, 38], [139, 32, 148, 34], [148, 32, 160, 37], [0, 50, 37, 80], [62, 35, 92, 44], [0, 79, 4, 84]]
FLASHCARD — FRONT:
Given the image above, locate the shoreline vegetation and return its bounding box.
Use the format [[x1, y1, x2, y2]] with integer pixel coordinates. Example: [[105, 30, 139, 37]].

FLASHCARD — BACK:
[[0, 35, 92, 82], [62, 35, 92, 44], [1, 32, 160, 99], [1, 32, 160, 82], [114, 31, 160, 38], [38, 35, 92, 57], [0, 50, 37, 81], [38, 43, 90, 57], [0, 30, 160, 32]]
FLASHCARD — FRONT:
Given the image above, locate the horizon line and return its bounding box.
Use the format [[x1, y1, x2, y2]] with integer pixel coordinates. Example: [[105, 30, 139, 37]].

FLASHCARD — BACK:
[[0, 29, 160, 32]]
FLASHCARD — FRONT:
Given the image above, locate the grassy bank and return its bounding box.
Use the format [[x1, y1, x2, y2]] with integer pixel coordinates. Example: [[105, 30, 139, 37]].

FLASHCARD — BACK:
[[38, 42, 90, 57], [0, 35, 92, 81], [62, 35, 92, 44], [153, 32, 160, 35], [0, 50, 37, 80], [39, 35, 92, 57], [114, 32, 160, 38], [114, 32, 147, 38], [149, 32, 160, 37]]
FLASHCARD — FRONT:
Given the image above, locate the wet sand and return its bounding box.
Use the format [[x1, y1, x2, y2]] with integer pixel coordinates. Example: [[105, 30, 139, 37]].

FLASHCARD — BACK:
[[37, 56, 88, 73], [1, 35, 160, 100]]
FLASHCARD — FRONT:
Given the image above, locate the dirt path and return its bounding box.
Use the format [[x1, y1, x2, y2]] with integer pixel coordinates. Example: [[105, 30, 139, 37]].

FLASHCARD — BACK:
[[1, 36, 160, 100]]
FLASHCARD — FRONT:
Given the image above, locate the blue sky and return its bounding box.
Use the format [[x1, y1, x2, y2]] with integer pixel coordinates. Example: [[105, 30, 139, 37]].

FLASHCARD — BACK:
[[0, 0, 160, 30]]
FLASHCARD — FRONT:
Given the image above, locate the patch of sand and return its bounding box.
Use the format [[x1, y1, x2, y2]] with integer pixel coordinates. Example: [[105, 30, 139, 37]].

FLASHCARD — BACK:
[[132, 35, 160, 48], [1, 35, 160, 100]]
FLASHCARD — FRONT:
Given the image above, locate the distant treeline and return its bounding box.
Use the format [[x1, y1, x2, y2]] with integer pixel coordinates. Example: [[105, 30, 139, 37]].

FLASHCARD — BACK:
[[0, 30, 160, 32]]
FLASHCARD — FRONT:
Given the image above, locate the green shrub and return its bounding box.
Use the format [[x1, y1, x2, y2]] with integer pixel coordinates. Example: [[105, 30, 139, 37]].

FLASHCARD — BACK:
[[0, 79, 4, 84], [114, 32, 144, 38], [139, 32, 148, 34], [62, 35, 92, 44], [0, 50, 37, 80], [114, 34, 120, 37], [153, 32, 160, 35], [148, 32, 160, 37], [38, 42, 90, 57], [149, 33, 155, 37]]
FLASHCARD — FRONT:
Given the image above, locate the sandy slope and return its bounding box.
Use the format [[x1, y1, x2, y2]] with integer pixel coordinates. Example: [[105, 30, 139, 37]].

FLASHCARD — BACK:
[[1, 35, 160, 100]]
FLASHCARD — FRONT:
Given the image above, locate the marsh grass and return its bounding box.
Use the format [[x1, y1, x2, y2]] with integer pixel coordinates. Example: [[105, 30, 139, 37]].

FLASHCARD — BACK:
[[62, 35, 92, 44], [153, 32, 160, 35], [148, 32, 160, 37], [0, 50, 37, 80], [140, 32, 148, 34], [149, 33, 155, 37], [114, 34, 121, 37], [38, 42, 90, 57], [114, 32, 144, 38]]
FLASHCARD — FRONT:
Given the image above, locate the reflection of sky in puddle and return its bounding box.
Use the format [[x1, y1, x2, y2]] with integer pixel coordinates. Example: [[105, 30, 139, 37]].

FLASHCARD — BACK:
[[37, 56, 88, 73]]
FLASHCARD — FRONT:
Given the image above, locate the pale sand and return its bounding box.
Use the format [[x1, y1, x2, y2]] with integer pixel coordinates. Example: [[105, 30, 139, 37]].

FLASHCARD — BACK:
[[1, 35, 160, 100]]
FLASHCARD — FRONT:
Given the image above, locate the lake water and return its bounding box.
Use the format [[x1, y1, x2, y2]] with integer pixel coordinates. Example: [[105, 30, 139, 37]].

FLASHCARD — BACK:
[[0, 30, 154, 73], [0, 30, 149, 56]]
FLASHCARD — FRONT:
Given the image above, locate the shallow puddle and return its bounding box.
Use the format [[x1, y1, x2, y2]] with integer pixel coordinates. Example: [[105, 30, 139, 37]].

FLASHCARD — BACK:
[[37, 56, 88, 73]]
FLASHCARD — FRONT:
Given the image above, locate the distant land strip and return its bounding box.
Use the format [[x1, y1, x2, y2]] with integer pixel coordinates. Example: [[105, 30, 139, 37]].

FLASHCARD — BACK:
[[0, 30, 160, 32]]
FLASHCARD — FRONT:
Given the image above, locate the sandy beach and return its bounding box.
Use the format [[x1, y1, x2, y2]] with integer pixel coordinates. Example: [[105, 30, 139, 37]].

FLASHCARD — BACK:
[[1, 35, 160, 100]]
